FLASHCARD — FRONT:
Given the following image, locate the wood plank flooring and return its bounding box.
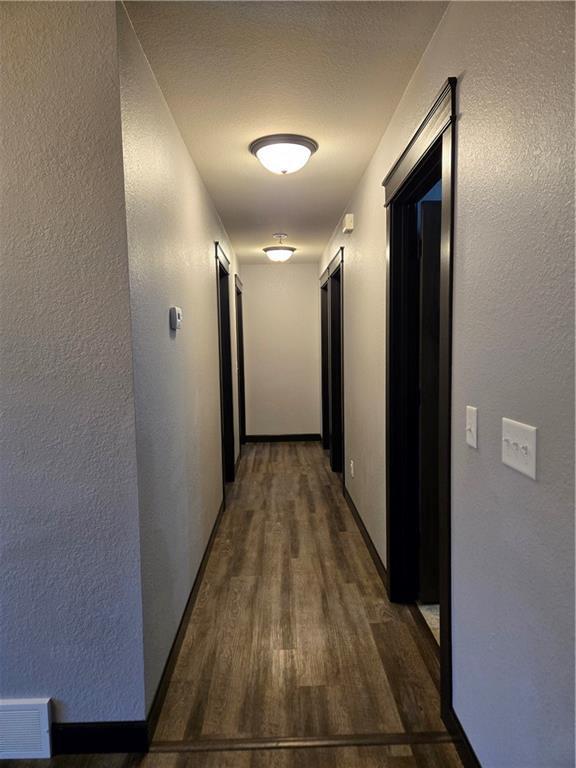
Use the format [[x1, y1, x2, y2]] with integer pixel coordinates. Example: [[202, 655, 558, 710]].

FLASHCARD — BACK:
[[4, 742, 464, 768], [2, 442, 463, 768], [152, 441, 461, 765]]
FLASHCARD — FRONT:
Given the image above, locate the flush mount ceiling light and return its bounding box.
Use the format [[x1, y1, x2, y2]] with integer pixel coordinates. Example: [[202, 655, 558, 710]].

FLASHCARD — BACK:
[[263, 233, 296, 263], [249, 134, 319, 175]]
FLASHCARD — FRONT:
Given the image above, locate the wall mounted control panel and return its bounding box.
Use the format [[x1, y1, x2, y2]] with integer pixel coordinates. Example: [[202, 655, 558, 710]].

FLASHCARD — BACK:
[[169, 306, 182, 331], [502, 417, 537, 479]]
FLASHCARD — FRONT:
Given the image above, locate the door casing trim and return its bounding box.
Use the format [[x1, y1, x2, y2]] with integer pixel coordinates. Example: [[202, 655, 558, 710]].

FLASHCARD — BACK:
[[382, 78, 480, 768]]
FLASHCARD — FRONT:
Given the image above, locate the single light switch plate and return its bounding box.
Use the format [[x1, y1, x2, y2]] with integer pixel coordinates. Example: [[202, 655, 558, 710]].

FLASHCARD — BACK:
[[466, 406, 478, 448], [349, 459, 355, 478], [502, 418, 537, 479], [169, 306, 182, 331]]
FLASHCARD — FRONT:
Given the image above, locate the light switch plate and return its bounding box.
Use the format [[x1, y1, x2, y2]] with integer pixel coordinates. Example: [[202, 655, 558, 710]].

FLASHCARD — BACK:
[[169, 306, 182, 331], [466, 406, 478, 448], [502, 418, 537, 479]]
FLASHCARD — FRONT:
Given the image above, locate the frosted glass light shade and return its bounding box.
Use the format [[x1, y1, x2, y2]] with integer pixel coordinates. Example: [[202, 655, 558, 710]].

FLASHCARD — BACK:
[[250, 134, 318, 175], [256, 143, 311, 175], [263, 246, 296, 263]]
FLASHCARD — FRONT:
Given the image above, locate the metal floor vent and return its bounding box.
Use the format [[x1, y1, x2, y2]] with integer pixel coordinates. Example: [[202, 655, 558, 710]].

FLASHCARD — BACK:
[[0, 699, 51, 759]]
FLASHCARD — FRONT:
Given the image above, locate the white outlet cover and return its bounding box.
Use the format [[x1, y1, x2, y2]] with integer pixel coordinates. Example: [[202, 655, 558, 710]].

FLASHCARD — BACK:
[[502, 418, 537, 479], [466, 406, 478, 448]]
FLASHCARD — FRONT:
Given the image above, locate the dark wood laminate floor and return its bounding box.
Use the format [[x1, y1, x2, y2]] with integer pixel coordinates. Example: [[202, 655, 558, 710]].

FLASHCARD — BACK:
[[153, 442, 460, 764], [5, 742, 463, 768], [4, 443, 463, 768]]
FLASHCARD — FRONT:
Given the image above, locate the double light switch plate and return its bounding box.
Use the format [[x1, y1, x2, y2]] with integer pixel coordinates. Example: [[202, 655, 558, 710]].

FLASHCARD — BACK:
[[502, 418, 537, 479]]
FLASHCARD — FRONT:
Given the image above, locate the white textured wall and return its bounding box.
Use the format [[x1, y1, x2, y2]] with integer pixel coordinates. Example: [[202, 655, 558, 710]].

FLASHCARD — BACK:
[[242, 264, 321, 436], [322, 3, 574, 766], [0, 3, 145, 722], [117, 6, 240, 711]]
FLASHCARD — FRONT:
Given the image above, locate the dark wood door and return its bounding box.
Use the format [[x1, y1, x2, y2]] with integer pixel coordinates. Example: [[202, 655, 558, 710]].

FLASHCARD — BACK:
[[217, 262, 235, 484], [235, 284, 246, 445], [329, 266, 343, 473], [320, 283, 330, 450], [418, 201, 442, 603]]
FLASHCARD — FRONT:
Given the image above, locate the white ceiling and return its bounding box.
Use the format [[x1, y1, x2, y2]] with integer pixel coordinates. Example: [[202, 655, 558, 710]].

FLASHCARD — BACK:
[[126, 2, 447, 263]]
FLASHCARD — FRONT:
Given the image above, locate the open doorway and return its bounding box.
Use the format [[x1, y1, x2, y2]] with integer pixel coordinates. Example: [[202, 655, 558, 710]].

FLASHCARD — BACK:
[[320, 280, 330, 450], [320, 248, 344, 475], [384, 79, 456, 721], [235, 275, 246, 447], [329, 260, 344, 474], [215, 243, 235, 488], [417, 179, 442, 640], [387, 147, 442, 606]]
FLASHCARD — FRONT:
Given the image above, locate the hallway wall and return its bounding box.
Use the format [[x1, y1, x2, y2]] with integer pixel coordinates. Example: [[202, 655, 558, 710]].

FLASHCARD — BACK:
[[0, 2, 145, 722], [242, 263, 321, 437], [321, 3, 574, 766], [117, 6, 241, 711]]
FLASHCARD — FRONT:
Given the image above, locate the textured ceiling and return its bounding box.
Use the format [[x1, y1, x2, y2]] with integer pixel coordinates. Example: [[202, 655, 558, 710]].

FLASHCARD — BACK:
[[126, 2, 447, 263]]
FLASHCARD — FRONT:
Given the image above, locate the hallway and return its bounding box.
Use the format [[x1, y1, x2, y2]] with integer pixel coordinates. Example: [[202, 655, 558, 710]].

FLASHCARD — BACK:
[[150, 442, 463, 764], [2, 3, 574, 765]]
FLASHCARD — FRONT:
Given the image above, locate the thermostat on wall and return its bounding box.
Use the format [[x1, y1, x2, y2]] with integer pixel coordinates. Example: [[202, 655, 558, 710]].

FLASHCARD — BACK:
[[169, 306, 182, 331], [342, 213, 354, 233]]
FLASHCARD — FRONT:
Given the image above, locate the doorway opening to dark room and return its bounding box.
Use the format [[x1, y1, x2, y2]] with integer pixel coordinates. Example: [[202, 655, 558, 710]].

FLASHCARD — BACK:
[[384, 78, 456, 723], [215, 242, 235, 488], [320, 279, 330, 451], [320, 248, 344, 476], [235, 274, 246, 447]]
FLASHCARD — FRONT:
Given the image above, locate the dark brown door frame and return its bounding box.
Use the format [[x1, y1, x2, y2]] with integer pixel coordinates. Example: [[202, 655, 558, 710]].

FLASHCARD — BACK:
[[383, 79, 458, 729], [215, 242, 235, 491], [235, 274, 246, 446]]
